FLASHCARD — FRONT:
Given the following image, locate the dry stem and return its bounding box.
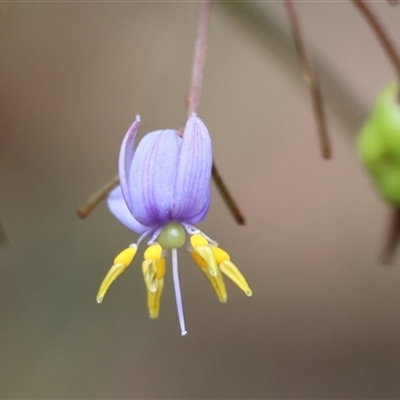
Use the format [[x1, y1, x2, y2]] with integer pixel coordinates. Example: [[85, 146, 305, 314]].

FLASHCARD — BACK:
[[284, 0, 331, 159], [351, 0, 400, 85]]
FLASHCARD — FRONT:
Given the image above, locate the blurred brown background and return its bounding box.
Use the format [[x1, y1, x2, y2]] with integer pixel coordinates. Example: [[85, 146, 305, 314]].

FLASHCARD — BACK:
[[0, 1, 400, 398]]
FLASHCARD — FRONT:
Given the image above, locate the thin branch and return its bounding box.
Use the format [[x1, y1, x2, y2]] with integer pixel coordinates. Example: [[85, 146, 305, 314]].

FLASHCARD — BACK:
[[284, 0, 331, 159], [217, 1, 367, 137], [77, 175, 119, 219], [380, 207, 400, 265], [212, 166, 246, 223], [351, 0, 400, 84], [212, 164, 245, 225], [386, 0, 399, 7]]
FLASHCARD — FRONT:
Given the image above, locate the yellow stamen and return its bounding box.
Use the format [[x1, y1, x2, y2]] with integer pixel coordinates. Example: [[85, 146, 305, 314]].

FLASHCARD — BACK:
[[155, 257, 166, 279], [191, 250, 227, 303], [193, 245, 218, 277], [198, 265, 227, 303], [114, 246, 137, 266], [211, 246, 230, 263], [144, 243, 162, 260], [211, 246, 252, 296], [191, 249, 206, 268], [97, 244, 138, 303], [147, 278, 165, 319], [142, 245, 166, 318], [142, 259, 158, 293], [190, 233, 208, 248], [219, 260, 253, 296], [191, 235, 252, 299]]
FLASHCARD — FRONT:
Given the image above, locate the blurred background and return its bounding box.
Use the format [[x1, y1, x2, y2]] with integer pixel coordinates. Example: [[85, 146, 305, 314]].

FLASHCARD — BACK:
[[0, 1, 400, 398]]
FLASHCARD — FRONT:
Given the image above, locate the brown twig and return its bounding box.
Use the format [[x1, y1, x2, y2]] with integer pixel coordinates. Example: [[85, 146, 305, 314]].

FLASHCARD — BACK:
[[386, 0, 399, 6], [77, 175, 119, 219], [284, 0, 331, 159], [351, 0, 400, 84], [218, 1, 368, 136], [212, 164, 245, 225], [380, 207, 400, 265]]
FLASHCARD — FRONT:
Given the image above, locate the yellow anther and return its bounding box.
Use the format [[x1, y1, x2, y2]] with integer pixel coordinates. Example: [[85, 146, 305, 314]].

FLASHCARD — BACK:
[[144, 243, 162, 261], [142, 257, 165, 289], [191, 241, 252, 301], [190, 234, 208, 248], [155, 257, 166, 279], [211, 246, 230, 264], [97, 245, 138, 304], [142, 259, 158, 293], [193, 245, 218, 277], [142, 254, 166, 319], [147, 278, 165, 319], [113, 245, 137, 266], [191, 250, 206, 268], [199, 266, 227, 303], [97, 263, 125, 303], [219, 260, 253, 297]]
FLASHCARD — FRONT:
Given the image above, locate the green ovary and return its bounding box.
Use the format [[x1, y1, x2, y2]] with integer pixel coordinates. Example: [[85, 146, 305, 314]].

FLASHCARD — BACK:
[[157, 222, 186, 249], [358, 82, 400, 205]]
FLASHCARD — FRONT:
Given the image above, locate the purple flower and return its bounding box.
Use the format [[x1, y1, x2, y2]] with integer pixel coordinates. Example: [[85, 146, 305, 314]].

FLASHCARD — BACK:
[[97, 113, 252, 335]]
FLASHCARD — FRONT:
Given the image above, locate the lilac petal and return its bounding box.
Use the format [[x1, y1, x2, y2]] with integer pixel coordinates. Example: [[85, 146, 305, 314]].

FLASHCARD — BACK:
[[186, 187, 211, 225], [118, 115, 141, 215], [172, 114, 212, 222], [107, 186, 149, 235], [129, 129, 180, 226]]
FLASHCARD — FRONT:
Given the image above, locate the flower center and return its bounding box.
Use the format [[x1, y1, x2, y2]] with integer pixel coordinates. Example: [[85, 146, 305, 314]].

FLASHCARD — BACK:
[[157, 222, 186, 249]]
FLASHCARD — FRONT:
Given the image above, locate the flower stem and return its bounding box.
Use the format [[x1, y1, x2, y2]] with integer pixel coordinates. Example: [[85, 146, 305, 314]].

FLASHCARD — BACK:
[[187, 0, 212, 115], [77, 175, 119, 219], [187, 0, 246, 225], [284, 0, 331, 159], [351, 0, 400, 87]]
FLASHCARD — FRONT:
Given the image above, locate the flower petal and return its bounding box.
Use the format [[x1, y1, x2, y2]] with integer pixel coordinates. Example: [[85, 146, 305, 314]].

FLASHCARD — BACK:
[[107, 186, 149, 234], [118, 115, 141, 214], [172, 114, 212, 222], [186, 187, 211, 224], [129, 129, 180, 226]]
